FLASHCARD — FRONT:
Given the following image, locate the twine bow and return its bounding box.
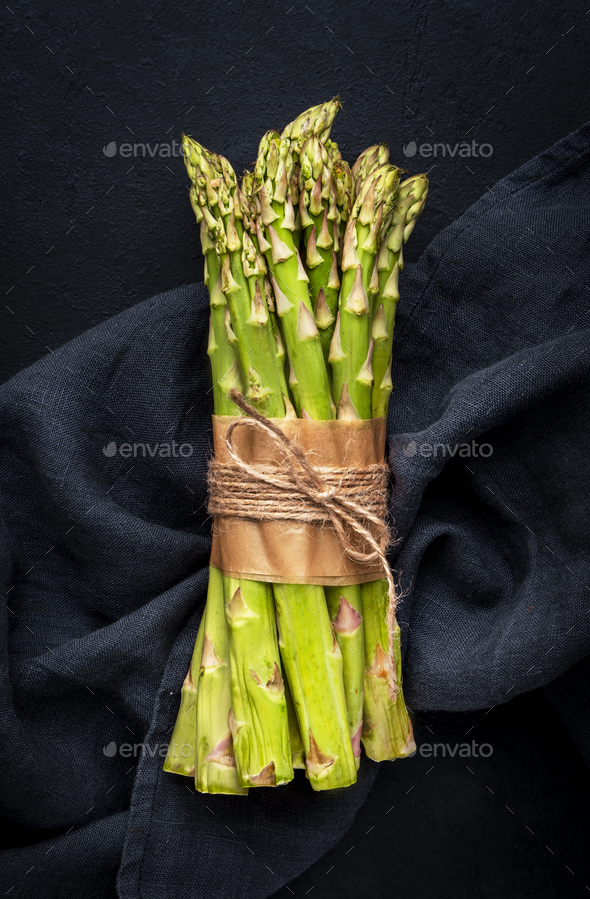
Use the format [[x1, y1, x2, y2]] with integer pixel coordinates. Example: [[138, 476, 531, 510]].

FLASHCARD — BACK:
[[210, 390, 399, 700]]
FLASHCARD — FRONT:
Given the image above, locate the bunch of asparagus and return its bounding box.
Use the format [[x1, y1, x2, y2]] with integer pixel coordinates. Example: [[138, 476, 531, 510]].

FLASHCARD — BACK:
[[164, 99, 428, 794]]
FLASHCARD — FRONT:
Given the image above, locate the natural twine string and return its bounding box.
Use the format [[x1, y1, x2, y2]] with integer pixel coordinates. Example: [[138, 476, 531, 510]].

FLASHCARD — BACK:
[[208, 390, 399, 700], [209, 466, 389, 523]]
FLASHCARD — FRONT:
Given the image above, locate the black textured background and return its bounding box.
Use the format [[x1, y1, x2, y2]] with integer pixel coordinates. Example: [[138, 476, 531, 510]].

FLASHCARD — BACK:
[[2, 0, 590, 896], [2, 0, 589, 380]]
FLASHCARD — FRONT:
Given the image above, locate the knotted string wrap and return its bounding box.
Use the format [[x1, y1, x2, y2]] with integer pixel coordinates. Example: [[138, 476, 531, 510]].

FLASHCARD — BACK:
[[209, 465, 389, 523], [207, 390, 400, 700]]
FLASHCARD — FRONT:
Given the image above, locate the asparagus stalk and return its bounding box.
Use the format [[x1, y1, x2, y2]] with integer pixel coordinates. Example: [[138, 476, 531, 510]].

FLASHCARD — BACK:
[[329, 162, 428, 761], [284, 674, 306, 769], [184, 137, 285, 419], [332, 158, 355, 251], [239, 174, 296, 414], [186, 144, 243, 415], [164, 187, 245, 788], [325, 585, 365, 768], [361, 579, 415, 760], [372, 174, 429, 418], [361, 176, 428, 758], [273, 583, 357, 790], [195, 566, 248, 794], [298, 136, 341, 366], [255, 131, 334, 420], [330, 164, 401, 420], [324, 146, 377, 761], [163, 613, 205, 777], [224, 576, 293, 786], [202, 223, 244, 416], [280, 96, 340, 254], [266, 303, 295, 413], [187, 143, 301, 786], [253, 113, 358, 790]]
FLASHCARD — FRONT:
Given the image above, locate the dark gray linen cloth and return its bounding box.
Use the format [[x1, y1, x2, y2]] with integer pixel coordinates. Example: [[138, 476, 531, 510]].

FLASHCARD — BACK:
[[1, 120, 589, 897]]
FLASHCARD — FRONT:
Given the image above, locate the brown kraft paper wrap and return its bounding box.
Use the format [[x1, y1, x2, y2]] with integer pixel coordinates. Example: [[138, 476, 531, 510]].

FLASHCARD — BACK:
[[209, 415, 387, 585]]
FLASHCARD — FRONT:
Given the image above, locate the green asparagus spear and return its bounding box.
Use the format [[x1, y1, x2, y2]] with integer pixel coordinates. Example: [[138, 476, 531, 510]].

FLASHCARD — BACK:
[[255, 131, 335, 420], [188, 144, 301, 786], [202, 223, 244, 416], [165, 201, 243, 788], [372, 174, 429, 418], [239, 174, 296, 414], [163, 613, 205, 777], [325, 585, 365, 768], [184, 136, 285, 419], [361, 175, 428, 760], [361, 579, 415, 761], [298, 136, 341, 366], [284, 674, 306, 769], [330, 164, 401, 420], [195, 566, 248, 794], [224, 576, 293, 786], [253, 111, 358, 789], [332, 158, 355, 250], [273, 583, 357, 790]]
